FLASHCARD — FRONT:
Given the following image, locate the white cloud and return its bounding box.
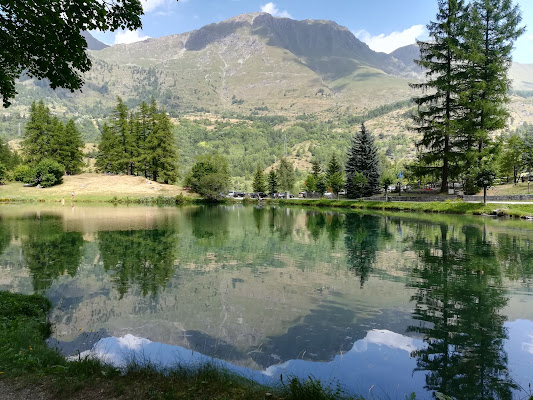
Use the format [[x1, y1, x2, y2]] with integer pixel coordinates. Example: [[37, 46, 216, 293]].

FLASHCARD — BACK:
[[114, 30, 151, 45], [141, 0, 170, 13], [355, 25, 427, 54], [261, 2, 292, 18]]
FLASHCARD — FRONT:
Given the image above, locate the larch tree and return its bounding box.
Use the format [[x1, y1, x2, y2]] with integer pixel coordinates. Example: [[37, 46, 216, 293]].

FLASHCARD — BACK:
[[458, 0, 524, 190], [411, 0, 468, 193], [277, 158, 296, 193], [145, 110, 178, 184]]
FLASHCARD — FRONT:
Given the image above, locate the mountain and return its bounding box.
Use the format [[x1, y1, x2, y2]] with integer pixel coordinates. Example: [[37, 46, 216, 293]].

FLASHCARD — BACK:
[[8, 13, 421, 120], [390, 44, 422, 76], [2, 13, 532, 145], [82, 31, 109, 51]]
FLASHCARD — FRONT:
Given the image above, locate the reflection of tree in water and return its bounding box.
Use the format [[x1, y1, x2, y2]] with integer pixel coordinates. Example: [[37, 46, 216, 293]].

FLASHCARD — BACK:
[[22, 216, 84, 292], [495, 232, 533, 281], [252, 206, 266, 233], [306, 211, 326, 242], [408, 223, 515, 399], [325, 212, 344, 248], [98, 229, 177, 298], [344, 214, 388, 287], [0, 217, 12, 257], [268, 207, 296, 241], [306, 211, 345, 248], [189, 206, 229, 245]]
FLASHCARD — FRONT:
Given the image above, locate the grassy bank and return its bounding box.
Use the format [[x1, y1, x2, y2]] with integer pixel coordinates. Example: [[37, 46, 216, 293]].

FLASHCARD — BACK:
[[266, 198, 533, 219], [0, 291, 367, 400]]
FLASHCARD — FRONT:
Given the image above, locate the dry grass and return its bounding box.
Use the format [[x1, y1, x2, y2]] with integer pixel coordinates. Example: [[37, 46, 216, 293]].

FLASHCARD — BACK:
[[0, 173, 192, 202]]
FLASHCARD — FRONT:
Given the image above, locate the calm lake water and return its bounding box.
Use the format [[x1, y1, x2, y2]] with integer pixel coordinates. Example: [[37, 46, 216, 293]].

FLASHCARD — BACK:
[[1, 204, 532, 399]]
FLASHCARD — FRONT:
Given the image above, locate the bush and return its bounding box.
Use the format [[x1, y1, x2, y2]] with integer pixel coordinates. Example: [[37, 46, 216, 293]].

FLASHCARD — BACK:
[[13, 164, 35, 184], [34, 159, 64, 188], [0, 162, 6, 184]]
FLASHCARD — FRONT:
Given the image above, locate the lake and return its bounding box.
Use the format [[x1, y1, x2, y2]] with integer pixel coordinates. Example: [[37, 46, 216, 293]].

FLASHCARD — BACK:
[[0, 204, 532, 399]]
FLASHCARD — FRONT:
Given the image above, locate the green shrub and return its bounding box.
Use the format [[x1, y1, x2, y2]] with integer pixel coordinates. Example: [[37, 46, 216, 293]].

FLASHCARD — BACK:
[[13, 164, 35, 184], [34, 159, 64, 188], [0, 162, 7, 184]]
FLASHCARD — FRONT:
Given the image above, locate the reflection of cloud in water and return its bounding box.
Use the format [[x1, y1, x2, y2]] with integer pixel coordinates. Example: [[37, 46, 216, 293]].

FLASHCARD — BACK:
[[505, 320, 533, 389], [72, 322, 533, 397], [74, 329, 427, 397]]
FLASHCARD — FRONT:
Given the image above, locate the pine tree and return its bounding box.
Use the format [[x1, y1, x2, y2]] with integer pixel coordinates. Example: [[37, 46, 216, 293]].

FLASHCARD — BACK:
[[277, 158, 295, 193], [145, 110, 178, 183], [411, 0, 468, 193], [326, 155, 344, 198], [267, 169, 278, 195], [345, 123, 380, 198], [252, 165, 266, 192]]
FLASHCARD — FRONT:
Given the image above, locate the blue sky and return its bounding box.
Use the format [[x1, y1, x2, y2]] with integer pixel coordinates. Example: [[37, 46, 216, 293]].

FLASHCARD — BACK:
[[91, 0, 533, 63]]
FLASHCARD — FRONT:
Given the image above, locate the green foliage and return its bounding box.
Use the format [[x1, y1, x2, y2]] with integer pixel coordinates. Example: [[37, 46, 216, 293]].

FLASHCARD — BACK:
[[62, 119, 84, 174], [326, 155, 344, 197], [0, 0, 143, 107], [97, 98, 178, 182], [252, 165, 266, 192], [21, 101, 84, 173], [34, 158, 64, 187], [345, 123, 380, 198], [277, 158, 296, 193], [13, 164, 35, 184], [0, 162, 6, 184], [0, 137, 19, 170], [186, 154, 230, 199], [499, 134, 523, 183]]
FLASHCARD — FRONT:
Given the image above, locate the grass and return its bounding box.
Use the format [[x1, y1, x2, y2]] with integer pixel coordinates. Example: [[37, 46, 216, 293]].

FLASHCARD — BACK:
[[0, 174, 195, 203], [0, 291, 367, 400], [264, 198, 533, 219]]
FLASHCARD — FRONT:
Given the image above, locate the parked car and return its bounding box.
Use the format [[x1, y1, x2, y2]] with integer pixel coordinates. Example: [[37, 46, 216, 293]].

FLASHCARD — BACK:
[[226, 191, 236, 198]]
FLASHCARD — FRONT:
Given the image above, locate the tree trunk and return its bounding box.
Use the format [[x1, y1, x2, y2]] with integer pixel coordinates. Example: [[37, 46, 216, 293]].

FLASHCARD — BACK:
[[483, 186, 487, 205]]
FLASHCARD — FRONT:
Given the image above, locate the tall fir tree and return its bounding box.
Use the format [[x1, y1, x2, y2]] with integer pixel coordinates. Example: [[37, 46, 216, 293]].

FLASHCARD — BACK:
[[267, 169, 278, 195], [345, 123, 380, 198], [252, 165, 266, 192], [411, 0, 468, 192]]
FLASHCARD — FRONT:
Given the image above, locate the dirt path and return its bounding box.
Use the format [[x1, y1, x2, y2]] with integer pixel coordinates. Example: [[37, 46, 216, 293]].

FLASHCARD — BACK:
[[0, 380, 48, 400]]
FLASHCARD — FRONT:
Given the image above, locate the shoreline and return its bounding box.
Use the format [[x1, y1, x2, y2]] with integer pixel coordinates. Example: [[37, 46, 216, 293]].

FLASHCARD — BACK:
[[1, 194, 533, 220]]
